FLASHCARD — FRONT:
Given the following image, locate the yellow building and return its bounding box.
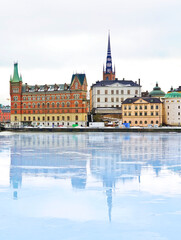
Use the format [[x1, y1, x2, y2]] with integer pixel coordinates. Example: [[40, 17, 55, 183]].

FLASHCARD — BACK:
[[122, 97, 163, 127]]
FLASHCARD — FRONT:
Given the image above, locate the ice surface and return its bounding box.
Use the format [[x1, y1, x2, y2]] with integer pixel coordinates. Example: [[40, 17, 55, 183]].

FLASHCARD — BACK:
[[0, 132, 181, 240]]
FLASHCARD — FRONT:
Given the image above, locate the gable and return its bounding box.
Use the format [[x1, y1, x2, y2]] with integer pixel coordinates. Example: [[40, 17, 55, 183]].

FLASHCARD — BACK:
[[133, 98, 148, 104]]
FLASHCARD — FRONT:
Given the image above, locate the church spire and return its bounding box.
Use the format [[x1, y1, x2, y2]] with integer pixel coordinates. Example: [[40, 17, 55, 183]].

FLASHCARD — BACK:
[[103, 31, 115, 81], [106, 32, 112, 73]]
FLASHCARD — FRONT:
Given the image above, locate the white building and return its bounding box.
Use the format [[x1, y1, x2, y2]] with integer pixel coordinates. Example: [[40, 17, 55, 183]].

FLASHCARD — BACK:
[[163, 92, 181, 126], [90, 79, 141, 113]]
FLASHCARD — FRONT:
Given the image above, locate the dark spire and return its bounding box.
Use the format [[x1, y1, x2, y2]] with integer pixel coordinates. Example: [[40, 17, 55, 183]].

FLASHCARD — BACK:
[[106, 31, 112, 74]]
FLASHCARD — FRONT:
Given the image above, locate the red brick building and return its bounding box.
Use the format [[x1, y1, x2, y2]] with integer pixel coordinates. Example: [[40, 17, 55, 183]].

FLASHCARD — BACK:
[[10, 63, 88, 127], [0, 105, 11, 124]]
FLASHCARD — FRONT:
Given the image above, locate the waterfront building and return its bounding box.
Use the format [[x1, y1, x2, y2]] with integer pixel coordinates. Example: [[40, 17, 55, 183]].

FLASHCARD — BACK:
[[149, 83, 165, 98], [163, 92, 181, 126], [0, 105, 11, 124], [90, 33, 141, 115], [10, 63, 88, 127], [122, 97, 163, 127]]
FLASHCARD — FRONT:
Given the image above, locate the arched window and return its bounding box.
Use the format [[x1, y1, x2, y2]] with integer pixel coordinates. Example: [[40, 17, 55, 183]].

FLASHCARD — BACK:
[[67, 102, 70, 107], [75, 115, 78, 121], [42, 103, 45, 108], [67, 116, 70, 121], [37, 103, 40, 108], [47, 102, 50, 108], [52, 103, 55, 108], [14, 103, 17, 108], [28, 103, 31, 108], [57, 102, 60, 108], [32, 103, 35, 108], [23, 103, 26, 108], [75, 101, 78, 107], [62, 102, 65, 107]]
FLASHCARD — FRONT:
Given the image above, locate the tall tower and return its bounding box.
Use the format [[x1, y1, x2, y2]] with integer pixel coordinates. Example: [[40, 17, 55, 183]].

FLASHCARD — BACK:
[[10, 63, 22, 126], [103, 32, 115, 81]]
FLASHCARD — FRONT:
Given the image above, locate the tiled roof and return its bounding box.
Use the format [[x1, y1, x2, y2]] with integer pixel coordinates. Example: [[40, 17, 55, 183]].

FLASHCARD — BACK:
[[122, 97, 162, 104], [22, 84, 68, 93], [71, 74, 86, 86], [92, 79, 140, 87]]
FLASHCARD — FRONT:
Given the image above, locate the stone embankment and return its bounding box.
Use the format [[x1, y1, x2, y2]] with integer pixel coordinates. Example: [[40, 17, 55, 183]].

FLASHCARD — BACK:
[[2, 127, 181, 132]]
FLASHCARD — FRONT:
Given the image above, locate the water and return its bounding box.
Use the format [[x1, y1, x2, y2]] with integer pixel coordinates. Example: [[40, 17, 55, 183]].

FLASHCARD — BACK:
[[0, 132, 181, 240]]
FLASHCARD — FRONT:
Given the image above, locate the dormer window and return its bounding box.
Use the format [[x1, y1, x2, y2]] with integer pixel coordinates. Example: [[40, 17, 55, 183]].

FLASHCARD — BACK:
[[54, 84, 58, 91]]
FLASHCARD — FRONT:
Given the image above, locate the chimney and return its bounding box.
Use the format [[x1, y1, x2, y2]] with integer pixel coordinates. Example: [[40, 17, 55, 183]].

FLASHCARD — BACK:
[[138, 78, 140, 86]]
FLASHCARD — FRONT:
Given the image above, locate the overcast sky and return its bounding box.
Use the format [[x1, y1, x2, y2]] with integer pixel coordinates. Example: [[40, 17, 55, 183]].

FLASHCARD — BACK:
[[1, 0, 181, 104]]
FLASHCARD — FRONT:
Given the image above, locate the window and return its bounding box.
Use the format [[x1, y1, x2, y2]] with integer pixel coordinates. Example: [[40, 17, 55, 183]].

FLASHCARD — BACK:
[[151, 112, 154, 116], [128, 112, 131, 116], [151, 105, 154, 110], [33, 117, 35, 121], [67, 102, 70, 107], [62, 102, 65, 107], [145, 121, 147, 124], [116, 105, 119, 107], [57, 116, 59, 121], [168, 112, 169, 116], [167, 106, 169, 109], [135, 112, 138, 116], [127, 90, 130, 94], [144, 105, 147, 110], [105, 90, 108, 94], [111, 90, 114, 94], [116, 90, 119, 94], [42, 103, 45, 108], [128, 106, 131, 110], [178, 112, 180, 116], [42, 117, 45, 121], [75, 102, 78, 107], [111, 98, 114, 102], [156, 105, 159, 109], [15, 116, 17, 121], [14, 103, 17, 108], [97, 98, 100, 102], [124, 106, 127, 110], [156, 121, 159, 124], [24, 117, 26, 121], [135, 121, 137, 124], [52, 95, 55, 100], [52, 116, 55, 121], [116, 98, 119, 102], [28, 117, 31, 121], [67, 116, 70, 121], [38, 117, 40, 121], [178, 106, 181, 109], [140, 121, 142, 124], [97, 90, 100, 94], [129, 121, 131, 124], [33, 103, 35, 108], [75, 115, 78, 121], [62, 116, 65, 121], [135, 90, 138, 95], [47, 103, 50, 108], [140, 112, 142, 116], [105, 98, 108, 102], [124, 112, 127, 116], [75, 82, 78, 89], [135, 105, 138, 110], [156, 112, 158, 116], [144, 112, 147, 116], [139, 106, 142, 110], [151, 121, 154, 124], [52, 103, 55, 108], [37, 103, 40, 108], [121, 98, 124, 102], [57, 103, 60, 108], [121, 90, 124, 94]]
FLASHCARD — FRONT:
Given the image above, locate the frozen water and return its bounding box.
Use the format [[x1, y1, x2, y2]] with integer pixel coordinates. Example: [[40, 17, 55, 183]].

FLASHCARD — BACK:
[[0, 132, 181, 240]]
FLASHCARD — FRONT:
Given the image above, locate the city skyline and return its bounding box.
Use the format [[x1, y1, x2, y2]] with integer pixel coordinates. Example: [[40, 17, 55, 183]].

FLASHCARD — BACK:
[[1, 0, 181, 104]]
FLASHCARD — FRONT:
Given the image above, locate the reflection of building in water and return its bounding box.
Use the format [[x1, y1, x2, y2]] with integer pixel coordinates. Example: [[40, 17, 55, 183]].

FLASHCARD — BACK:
[[10, 133, 89, 199]]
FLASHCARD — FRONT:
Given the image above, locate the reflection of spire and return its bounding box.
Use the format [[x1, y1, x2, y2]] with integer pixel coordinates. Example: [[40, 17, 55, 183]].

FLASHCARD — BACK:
[[106, 188, 112, 222]]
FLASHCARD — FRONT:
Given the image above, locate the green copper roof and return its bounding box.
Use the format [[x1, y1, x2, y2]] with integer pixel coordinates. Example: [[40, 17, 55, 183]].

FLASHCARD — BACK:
[[10, 63, 22, 82], [71, 74, 86, 86], [165, 92, 181, 98], [149, 83, 165, 96]]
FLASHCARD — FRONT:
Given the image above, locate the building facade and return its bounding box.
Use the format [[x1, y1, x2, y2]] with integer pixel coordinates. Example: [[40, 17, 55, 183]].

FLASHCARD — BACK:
[[0, 105, 11, 124], [10, 63, 88, 127], [90, 33, 141, 114], [122, 97, 163, 127], [163, 92, 181, 126]]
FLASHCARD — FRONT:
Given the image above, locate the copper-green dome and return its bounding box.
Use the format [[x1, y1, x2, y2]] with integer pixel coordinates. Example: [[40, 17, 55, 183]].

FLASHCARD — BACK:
[[10, 63, 22, 82], [149, 83, 165, 97], [165, 92, 181, 98]]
